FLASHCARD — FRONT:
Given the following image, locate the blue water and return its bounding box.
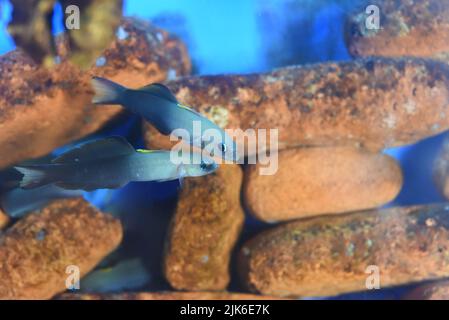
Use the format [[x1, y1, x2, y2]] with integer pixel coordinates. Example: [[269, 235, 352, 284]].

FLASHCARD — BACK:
[[0, 0, 447, 298]]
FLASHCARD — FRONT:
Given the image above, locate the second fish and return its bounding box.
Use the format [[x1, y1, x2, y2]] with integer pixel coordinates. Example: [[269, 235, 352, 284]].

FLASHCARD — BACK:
[[15, 136, 218, 191]]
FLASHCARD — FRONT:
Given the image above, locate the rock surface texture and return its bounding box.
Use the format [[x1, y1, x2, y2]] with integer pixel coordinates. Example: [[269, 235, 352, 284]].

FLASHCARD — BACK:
[[0, 198, 122, 299], [164, 165, 245, 291], [239, 204, 449, 298], [244, 147, 402, 222], [346, 0, 449, 62]]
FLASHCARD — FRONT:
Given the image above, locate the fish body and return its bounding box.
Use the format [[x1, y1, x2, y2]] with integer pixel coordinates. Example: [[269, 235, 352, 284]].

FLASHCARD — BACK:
[[91, 77, 238, 161], [15, 137, 218, 191], [81, 259, 150, 293]]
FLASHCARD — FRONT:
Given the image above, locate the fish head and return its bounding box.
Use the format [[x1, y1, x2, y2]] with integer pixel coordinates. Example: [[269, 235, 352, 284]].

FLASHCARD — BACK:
[[183, 155, 218, 177]]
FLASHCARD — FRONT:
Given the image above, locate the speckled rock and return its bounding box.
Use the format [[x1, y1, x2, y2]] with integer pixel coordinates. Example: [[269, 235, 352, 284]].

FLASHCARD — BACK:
[[403, 280, 449, 300], [164, 165, 244, 291], [244, 147, 402, 222], [0, 17, 190, 169], [0, 209, 9, 230], [57, 291, 285, 300], [346, 0, 449, 62], [0, 198, 122, 299], [238, 204, 449, 298], [144, 57, 449, 154], [433, 135, 449, 199]]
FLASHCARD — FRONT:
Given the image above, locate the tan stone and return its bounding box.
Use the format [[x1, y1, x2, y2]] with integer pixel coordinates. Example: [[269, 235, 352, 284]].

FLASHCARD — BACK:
[[346, 0, 449, 62], [244, 147, 402, 222], [0, 198, 122, 299], [164, 165, 244, 291], [238, 204, 449, 298]]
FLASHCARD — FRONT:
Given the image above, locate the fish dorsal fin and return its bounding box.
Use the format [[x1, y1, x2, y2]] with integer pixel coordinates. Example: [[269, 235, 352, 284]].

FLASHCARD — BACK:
[[176, 102, 198, 113], [52, 136, 135, 164], [139, 83, 178, 103]]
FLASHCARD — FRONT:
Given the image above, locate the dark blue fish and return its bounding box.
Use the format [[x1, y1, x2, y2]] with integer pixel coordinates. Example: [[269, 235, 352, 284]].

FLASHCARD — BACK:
[[15, 136, 218, 191]]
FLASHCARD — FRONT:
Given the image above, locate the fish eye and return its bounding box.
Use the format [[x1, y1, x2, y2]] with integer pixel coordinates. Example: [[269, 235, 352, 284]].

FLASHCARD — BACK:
[[219, 143, 227, 153], [200, 161, 213, 171]]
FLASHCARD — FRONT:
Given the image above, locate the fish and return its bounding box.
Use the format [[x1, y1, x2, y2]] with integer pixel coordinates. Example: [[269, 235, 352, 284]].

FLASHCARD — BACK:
[[1, 185, 84, 218], [91, 77, 238, 162], [14, 136, 218, 191], [80, 258, 151, 293]]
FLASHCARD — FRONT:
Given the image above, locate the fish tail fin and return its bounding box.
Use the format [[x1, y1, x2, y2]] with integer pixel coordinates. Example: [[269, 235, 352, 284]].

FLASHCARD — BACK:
[[14, 166, 53, 189], [91, 76, 127, 105]]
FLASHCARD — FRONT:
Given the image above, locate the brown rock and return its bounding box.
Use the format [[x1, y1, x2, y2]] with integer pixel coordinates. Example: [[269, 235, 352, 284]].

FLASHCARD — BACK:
[[403, 280, 449, 300], [144, 57, 449, 154], [0, 209, 9, 230], [244, 146, 402, 222], [57, 291, 285, 300], [164, 165, 245, 291], [0, 17, 190, 169], [0, 198, 122, 299], [346, 0, 449, 62], [238, 204, 449, 298]]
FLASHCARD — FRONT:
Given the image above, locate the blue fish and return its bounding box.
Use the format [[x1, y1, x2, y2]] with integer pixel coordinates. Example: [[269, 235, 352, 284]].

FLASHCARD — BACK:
[[91, 77, 238, 162], [80, 259, 151, 293], [15, 136, 218, 191]]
